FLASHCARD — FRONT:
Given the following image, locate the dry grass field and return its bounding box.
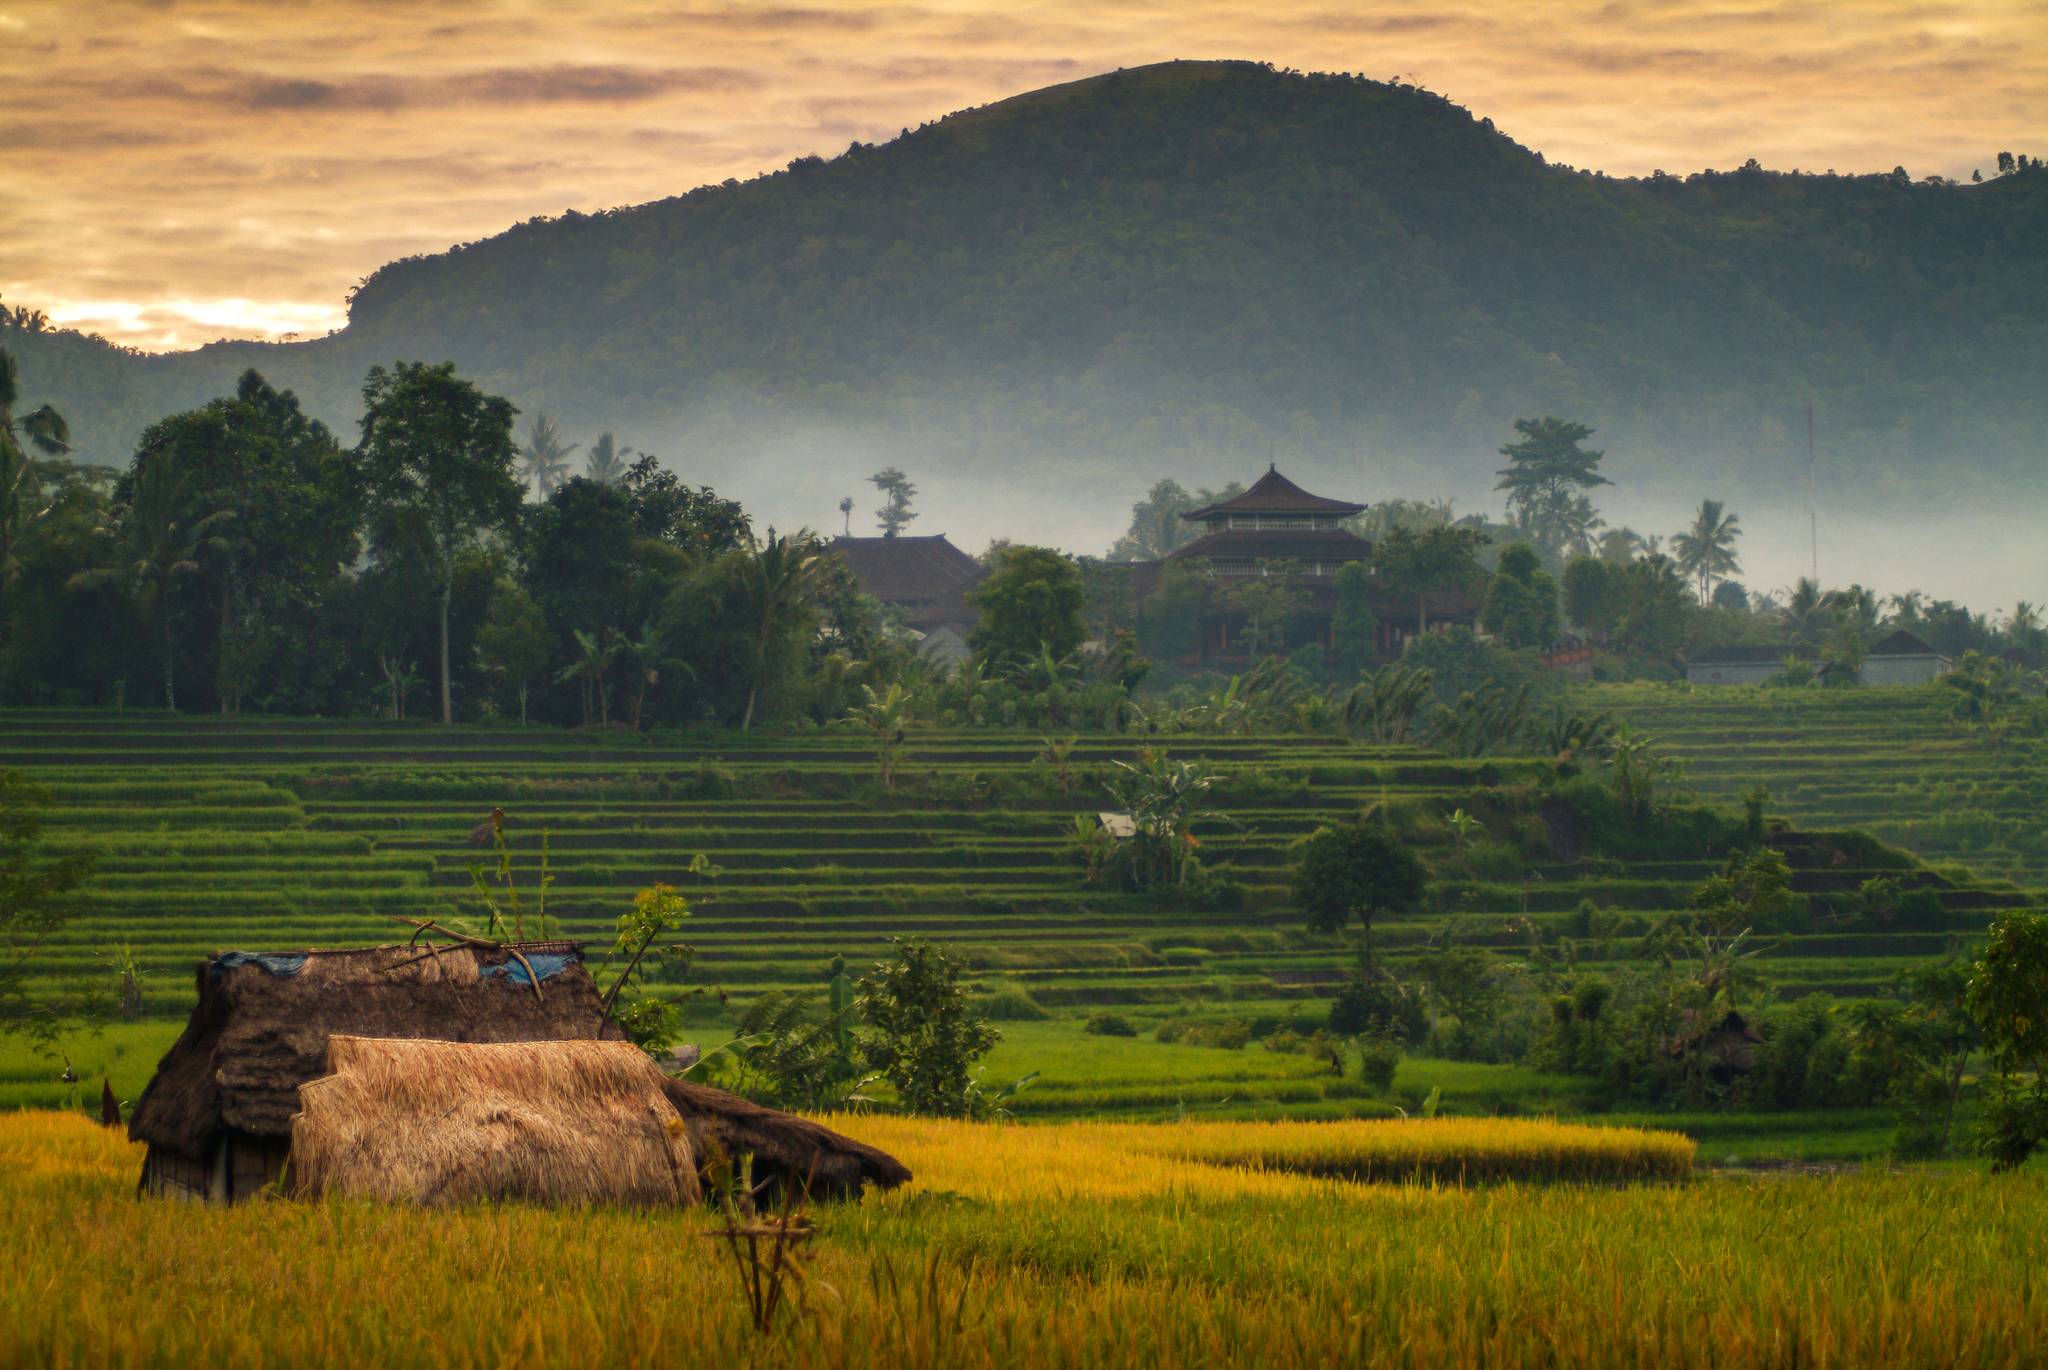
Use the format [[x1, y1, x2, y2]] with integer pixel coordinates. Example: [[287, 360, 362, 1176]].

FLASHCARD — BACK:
[[4, 1111, 2043, 1368]]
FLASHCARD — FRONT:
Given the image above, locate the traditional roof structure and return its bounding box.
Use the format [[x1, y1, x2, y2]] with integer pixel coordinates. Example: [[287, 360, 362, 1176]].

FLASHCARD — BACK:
[[131, 943, 910, 1203], [1868, 629, 1942, 657], [830, 534, 985, 632], [291, 1036, 702, 1207], [131, 943, 614, 1170], [1173, 528, 1374, 565], [1181, 466, 1366, 523], [1688, 644, 1814, 665]]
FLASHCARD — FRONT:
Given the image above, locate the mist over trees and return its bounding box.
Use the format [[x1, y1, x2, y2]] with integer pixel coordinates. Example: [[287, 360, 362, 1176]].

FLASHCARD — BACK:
[[3, 60, 2043, 536]]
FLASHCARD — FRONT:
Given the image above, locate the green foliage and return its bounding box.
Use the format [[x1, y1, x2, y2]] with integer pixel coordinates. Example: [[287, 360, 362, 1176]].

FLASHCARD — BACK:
[[1479, 542, 1562, 650], [1328, 561, 1380, 678], [869, 467, 917, 538], [1083, 1012, 1139, 1037], [1966, 910, 2048, 1170], [0, 771, 97, 1040], [967, 545, 1087, 669], [855, 936, 1000, 1117], [1292, 822, 1427, 943], [357, 361, 522, 724], [1494, 418, 1608, 559]]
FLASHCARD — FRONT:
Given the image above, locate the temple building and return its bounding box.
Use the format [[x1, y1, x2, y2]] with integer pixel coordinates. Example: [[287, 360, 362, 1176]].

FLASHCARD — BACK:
[[1132, 466, 1479, 665], [829, 533, 985, 664]]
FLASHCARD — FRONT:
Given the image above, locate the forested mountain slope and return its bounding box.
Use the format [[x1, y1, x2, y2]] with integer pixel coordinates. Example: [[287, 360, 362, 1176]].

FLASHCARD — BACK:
[[10, 60, 2045, 508]]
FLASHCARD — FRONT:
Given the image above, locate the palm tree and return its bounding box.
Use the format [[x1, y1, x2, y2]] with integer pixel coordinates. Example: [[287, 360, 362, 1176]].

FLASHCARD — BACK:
[[1779, 577, 1837, 649], [0, 349, 70, 628], [553, 627, 622, 725], [1669, 499, 1743, 602], [726, 529, 828, 731], [1888, 590, 1926, 627], [519, 413, 578, 499], [583, 432, 633, 486], [67, 456, 231, 709], [2009, 601, 2044, 653]]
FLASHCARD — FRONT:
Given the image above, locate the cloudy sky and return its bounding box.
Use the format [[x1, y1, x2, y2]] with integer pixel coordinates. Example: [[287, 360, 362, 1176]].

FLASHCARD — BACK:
[[3, 0, 2042, 351]]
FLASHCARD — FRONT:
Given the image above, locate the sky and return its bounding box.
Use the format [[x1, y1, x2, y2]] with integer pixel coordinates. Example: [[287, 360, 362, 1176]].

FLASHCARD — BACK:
[[2, 0, 2043, 352]]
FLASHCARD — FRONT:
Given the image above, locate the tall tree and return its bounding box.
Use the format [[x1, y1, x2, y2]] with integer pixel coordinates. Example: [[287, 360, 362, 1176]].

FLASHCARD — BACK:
[[518, 412, 578, 499], [870, 467, 917, 538], [358, 362, 522, 725], [1494, 417, 1610, 558], [1780, 577, 1837, 648], [128, 370, 360, 712], [1369, 524, 1489, 636], [725, 529, 829, 731], [622, 454, 750, 555], [1107, 479, 1195, 561], [1670, 499, 1743, 603], [966, 545, 1087, 669], [0, 350, 71, 637], [67, 454, 231, 709], [582, 431, 632, 486], [1480, 542, 1562, 649]]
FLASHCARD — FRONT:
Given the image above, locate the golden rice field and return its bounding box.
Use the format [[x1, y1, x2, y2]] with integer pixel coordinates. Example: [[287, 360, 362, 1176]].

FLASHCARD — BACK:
[[6, 1111, 2046, 1368]]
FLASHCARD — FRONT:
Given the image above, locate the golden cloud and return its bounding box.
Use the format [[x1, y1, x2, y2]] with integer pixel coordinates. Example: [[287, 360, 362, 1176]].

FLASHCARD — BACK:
[[1, 0, 2041, 349]]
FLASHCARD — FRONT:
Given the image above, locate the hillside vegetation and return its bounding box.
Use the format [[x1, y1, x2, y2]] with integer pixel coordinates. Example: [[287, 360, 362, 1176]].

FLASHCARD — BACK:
[[1599, 685, 2048, 886], [6, 704, 2031, 1143], [9, 60, 2045, 503]]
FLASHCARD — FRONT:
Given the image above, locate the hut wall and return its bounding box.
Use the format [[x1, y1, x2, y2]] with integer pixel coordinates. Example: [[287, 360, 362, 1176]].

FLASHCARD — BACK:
[[140, 1134, 290, 1203]]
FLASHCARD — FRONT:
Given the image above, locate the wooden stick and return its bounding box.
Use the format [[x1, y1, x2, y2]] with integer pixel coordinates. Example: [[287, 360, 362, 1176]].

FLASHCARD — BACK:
[[381, 914, 545, 1002]]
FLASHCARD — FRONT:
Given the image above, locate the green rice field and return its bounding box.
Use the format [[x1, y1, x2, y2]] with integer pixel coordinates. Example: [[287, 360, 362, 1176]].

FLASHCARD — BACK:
[[3, 693, 2034, 1146], [1598, 683, 2048, 886]]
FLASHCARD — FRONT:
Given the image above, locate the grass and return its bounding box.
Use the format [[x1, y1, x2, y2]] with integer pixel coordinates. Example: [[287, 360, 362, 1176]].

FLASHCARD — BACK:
[[4, 1111, 2044, 1367]]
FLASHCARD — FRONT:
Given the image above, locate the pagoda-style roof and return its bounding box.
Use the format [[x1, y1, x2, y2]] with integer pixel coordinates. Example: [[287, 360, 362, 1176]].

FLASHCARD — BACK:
[[1171, 528, 1373, 564], [1181, 466, 1366, 522]]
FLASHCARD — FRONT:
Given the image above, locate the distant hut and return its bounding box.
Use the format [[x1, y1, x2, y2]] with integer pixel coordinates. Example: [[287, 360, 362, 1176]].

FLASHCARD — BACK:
[[130, 943, 908, 1203], [292, 1036, 700, 1207], [1669, 1008, 1765, 1084]]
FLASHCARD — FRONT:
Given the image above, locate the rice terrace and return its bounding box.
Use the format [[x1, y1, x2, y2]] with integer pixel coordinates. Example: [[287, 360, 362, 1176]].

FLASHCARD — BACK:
[[4, 13, 2048, 1369]]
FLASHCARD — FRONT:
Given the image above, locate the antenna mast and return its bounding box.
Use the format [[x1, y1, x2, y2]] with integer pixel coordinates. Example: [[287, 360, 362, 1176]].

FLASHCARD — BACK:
[[1805, 398, 1818, 583]]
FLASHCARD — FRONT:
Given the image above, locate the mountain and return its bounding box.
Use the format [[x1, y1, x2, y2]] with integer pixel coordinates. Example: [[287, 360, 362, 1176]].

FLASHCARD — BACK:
[[8, 59, 2046, 530]]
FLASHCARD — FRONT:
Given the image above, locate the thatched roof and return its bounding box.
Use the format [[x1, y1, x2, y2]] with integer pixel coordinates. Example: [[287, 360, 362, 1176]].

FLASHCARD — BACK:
[[661, 1077, 912, 1198], [130, 942, 617, 1161], [292, 1036, 701, 1207]]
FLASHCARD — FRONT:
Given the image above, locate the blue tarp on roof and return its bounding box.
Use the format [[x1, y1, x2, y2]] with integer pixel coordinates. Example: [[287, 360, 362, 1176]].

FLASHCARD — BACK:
[[483, 953, 576, 986], [212, 952, 308, 980]]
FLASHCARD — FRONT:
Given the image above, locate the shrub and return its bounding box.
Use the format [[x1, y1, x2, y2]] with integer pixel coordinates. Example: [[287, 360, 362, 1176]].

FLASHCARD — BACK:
[[1357, 1036, 1400, 1094], [1084, 1012, 1140, 1037], [977, 985, 1052, 1021]]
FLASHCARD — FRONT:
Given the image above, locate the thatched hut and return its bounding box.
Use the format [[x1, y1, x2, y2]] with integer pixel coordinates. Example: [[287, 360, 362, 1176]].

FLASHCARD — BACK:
[[130, 943, 909, 1202], [293, 1036, 701, 1206], [1669, 1008, 1766, 1084]]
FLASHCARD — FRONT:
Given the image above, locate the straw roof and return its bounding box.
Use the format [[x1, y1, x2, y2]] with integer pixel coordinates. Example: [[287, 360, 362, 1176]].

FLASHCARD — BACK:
[[130, 942, 618, 1161], [292, 1036, 701, 1207], [662, 1077, 912, 1198]]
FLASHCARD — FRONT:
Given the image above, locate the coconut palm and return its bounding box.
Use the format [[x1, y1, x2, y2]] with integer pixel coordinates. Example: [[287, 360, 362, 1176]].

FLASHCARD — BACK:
[[1779, 577, 1838, 649], [1669, 499, 1743, 603], [67, 455, 232, 710], [725, 529, 828, 731], [519, 413, 578, 499], [583, 432, 633, 486], [2009, 601, 2044, 653], [0, 349, 71, 624]]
